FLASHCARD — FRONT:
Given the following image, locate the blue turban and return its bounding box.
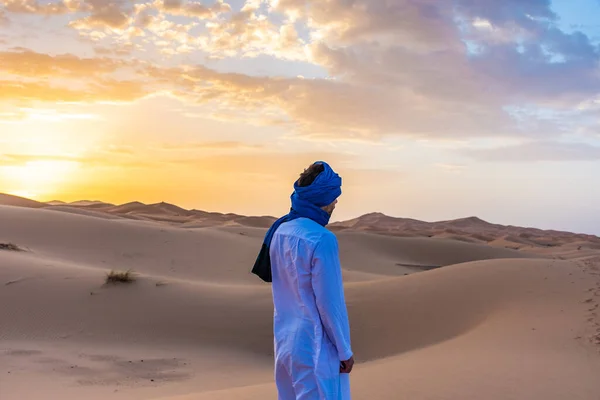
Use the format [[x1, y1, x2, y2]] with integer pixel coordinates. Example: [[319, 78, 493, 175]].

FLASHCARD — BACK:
[[251, 161, 342, 282]]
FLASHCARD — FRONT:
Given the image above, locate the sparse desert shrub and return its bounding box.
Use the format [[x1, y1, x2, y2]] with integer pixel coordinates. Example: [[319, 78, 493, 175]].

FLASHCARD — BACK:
[[105, 269, 136, 284], [0, 243, 23, 251]]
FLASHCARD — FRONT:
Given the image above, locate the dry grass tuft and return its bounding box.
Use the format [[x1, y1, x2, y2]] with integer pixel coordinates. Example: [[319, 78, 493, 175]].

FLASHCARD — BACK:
[[0, 243, 23, 251], [105, 269, 136, 284]]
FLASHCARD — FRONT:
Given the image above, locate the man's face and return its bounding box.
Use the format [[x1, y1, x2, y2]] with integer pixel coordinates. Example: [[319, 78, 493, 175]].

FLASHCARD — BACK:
[[322, 198, 338, 216]]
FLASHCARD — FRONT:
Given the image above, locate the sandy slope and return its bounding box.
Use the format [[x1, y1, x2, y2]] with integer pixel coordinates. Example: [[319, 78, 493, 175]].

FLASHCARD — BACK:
[[0, 193, 46, 208], [1, 205, 600, 399], [148, 259, 600, 400], [0, 206, 532, 283]]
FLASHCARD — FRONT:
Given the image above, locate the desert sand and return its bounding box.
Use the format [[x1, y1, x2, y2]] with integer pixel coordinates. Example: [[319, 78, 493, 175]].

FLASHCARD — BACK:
[[1, 193, 600, 399]]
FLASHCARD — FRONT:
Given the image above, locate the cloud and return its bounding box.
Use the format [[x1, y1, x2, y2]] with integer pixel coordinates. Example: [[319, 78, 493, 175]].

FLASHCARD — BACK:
[[0, 81, 91, 102], [456, 0, 556, 26], [0, 0, 231, 32], [70, 0, 303, 61], [69, 0, 133, 30], [64, 1, 235, 57], [142, 63, 516, 140], [93, 44, 135, 56], [199, 4, 305, 60], [271, 0, 459, 50], [305, 7, 599, 106], [0, 50, 517, 142], [0, 48, 128, 77], [307, 41, 505, 108], [3, 0, 600, 143], [141, 11, 200, 51], [301, 1, 600, 139], [159, 0, 231, 18], [0, 0, 134, 31], [0, 79, 147, 103], [0, 47, 579, 141], [157, 141, 264, 151], [461, 141, 600, 162], [0, 0, 75, 15], [0, 49, 147, 104], [467, 36, 600, 106]]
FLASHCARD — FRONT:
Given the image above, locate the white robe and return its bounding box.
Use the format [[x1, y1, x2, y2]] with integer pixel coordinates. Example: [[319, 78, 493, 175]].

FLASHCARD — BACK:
[[270, 217, 353, 400]]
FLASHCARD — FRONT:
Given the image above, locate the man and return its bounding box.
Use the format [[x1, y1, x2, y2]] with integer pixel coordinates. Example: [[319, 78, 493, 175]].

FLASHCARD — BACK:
[[252, 161, 354, 399]]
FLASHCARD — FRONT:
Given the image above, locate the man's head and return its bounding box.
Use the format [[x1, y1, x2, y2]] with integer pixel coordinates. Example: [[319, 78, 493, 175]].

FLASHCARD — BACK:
[[296, 162, 340, 216]]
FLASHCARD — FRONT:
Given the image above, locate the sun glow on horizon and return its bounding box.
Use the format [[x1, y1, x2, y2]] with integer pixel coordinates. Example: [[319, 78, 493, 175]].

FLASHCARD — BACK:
[[1, 160, 81, 200]]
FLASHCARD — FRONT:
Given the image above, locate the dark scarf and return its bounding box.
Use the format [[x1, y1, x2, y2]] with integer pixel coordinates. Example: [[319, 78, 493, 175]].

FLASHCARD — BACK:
[[251, 161, 342, 282]]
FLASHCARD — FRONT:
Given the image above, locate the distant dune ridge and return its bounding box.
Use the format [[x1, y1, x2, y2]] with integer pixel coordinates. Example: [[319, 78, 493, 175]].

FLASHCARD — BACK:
[[0, 193, 47, 209], [1, 193, 600, 400], [1, 193, 597, 247], [329, 212, 600, 248]]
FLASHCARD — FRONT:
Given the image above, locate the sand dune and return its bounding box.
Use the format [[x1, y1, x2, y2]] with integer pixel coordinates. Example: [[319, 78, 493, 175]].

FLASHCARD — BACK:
[[3, 192, 599, 251], [2, 246, 599, 398], [1, 201, 600, 399], [44, 205, 126, 220], [330, 212, 600, 251], [46, 200, 67, 205], [68, 200, 115, 207], [0, 194, 275, 228], [0, 205, 534, 282], [0, 193, 46, 208]]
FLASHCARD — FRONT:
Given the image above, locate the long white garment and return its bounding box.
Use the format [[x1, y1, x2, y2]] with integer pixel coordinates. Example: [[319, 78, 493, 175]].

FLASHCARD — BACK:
[[270, 217, 353, 400]]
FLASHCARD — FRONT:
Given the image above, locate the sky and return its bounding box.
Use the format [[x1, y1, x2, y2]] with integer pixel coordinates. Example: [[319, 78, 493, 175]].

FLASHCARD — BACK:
[[1, 0, 600, 234]]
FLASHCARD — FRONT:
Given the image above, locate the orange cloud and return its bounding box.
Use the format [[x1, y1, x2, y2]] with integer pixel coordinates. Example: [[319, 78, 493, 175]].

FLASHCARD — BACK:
[[0, 48, 529, 140], [0, 46, 490, 139], [159, 0, 231, 18], [2, 51, 496, 139], [0, 48, 127, 77], [62, 1, 232, 57], [0, 79, 147, 103], [199, 5, 305, 60], [0, 81, 90, 102], [0, 49, 148, 104], [69, 0, 133, 30], [93, 44, 135, 56], [1, 0, 74, 15], [141, 62, 511, 140]]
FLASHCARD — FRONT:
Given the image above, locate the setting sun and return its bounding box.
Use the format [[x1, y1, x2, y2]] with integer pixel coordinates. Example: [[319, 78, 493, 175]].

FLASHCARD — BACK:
[[1, 160, 80, 199]]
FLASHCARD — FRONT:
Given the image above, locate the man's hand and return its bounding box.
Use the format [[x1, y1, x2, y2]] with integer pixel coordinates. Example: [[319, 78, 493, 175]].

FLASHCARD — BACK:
[[340, 356, 355, 374]]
